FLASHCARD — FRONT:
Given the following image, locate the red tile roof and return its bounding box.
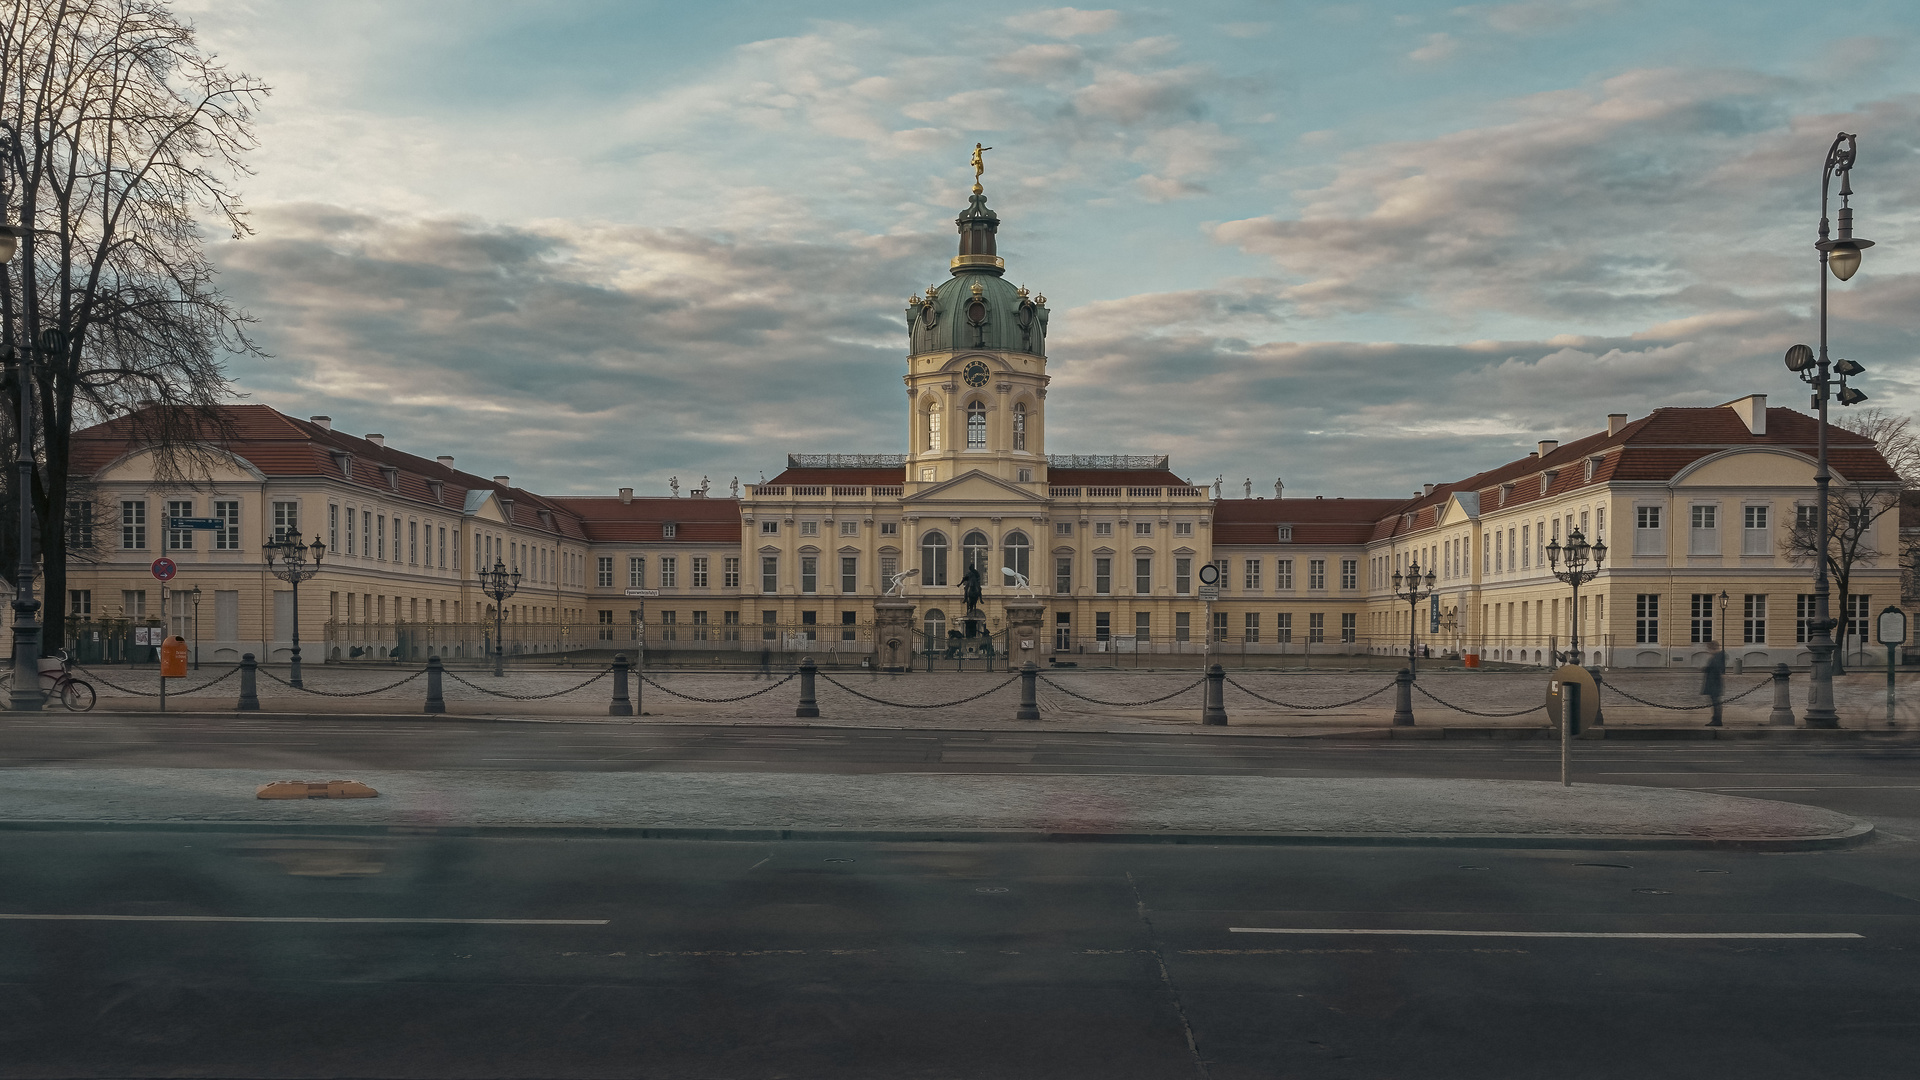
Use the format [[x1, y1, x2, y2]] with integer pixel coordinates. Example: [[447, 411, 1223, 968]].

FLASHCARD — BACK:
[[1214, 497, 1409, 546], [548, 496, 743, 544]]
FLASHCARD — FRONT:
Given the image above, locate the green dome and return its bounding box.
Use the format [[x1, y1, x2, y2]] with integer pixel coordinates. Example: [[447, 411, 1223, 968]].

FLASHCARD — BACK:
[[905, 189, 1049, 356]]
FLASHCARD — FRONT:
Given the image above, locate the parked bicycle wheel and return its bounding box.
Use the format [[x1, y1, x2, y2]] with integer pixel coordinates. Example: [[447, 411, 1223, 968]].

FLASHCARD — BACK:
[[60, 679, 95, 712]]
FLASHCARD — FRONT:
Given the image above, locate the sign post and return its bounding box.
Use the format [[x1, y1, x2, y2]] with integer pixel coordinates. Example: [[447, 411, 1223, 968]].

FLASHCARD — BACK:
[[1877, 606, 1906, 726], [626, 588, 659, 714]]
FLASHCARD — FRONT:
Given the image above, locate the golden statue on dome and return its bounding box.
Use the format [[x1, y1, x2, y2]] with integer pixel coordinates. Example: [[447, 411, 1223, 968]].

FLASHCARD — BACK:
[[971, 142, 992, 193]]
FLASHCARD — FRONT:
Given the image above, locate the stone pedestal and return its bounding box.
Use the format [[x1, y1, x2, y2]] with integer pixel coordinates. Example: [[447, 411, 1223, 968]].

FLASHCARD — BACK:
[[873, 600, 916, 672], [1005, 601, 1046, 669]]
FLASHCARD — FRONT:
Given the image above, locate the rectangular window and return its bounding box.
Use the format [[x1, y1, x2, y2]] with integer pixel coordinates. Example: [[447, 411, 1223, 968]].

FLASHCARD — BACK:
[[840, 556, 857, 594], [120, 500, 147, 550], [1056, 612, 1073, 651], [1174, 611, 1190, 642], [800, 520, 818, 537], [1243, 612, 1260, 643], [1340, 559, 1358, 590], [1796, 594, 1815, 643], [724, 610, 741, 641], [1135, 611, 1152, 642], [1276, 612, 1293, 643], [66, 500, 94, 549], [70, 590, 91, 617], [1096, 612, 1112, 642], [1522, 523, 1530, 568], [342, 508, 357, 554], [1175, 557, 1191, 595], [763, 610, 778, 640], [880, 522, 898, 536], [273, 501, 299, 542], [167, 500, 194, 550], [761, 520, 779, 535], [329, 504, 338, 552], [662, 523, 676, 540], [1691, 593, 1716, 643], [1796, 504, 1817, 530], [1244, 558, 1262, 591], [590, 556, 612, 588], [215, 500, 240, 550], [1635, 594, 1660, 644], [1635, 505, 1663, 556], [1174, 522, 1193, 537], [659, 610, 677, 641], [597, 610, 614, 641], [691, 556, 709, 588], [409, 521, 418, 565], [762, 556, 778, 592], [441, 528, 449, 569], [1095, 557, 1111, 594], [1055, 556, 1072, 594], [1094, 522, 1113, 537], [377, 516, 385, 561], [1134, 522, 1153, 537], [628, 556, 645, 588], [799, 556, 816, 594], [122, 589, 147, 619], [691, 610, 709, 641], [1210, 610, 1227, 642], [839, 520, 859, 537], [724, 557, 741, 589], [661, 557, 678, 588], [1275, 559, 1293, 590], [1308, 613, 1325, 643], [880, 554, 898, 587], [1743, 505, 1771, 556], [799, 611, 818, 642], [1689, 504, 1720, 556], [1135, 557, 1151, 594], [1056, 522, 1073, 537], [1308, 559, 1326, 590], [1341, 612, 1356, 643], [1846, 594, 1870, 645], [1744, 594, 1767, 645]]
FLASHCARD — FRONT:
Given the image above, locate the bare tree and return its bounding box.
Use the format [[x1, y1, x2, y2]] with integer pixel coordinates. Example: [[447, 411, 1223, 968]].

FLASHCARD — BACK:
[[1781, 484, 1901, 667], [0, 0, 265, 649], [1837, 408, 1920, 489]]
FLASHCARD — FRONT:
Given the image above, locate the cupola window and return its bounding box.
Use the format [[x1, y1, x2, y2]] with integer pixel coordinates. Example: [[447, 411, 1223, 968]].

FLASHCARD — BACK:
[[927, 405, 941, 452], [1013, 403, 1027, 451], [967, 401, 987, 450]]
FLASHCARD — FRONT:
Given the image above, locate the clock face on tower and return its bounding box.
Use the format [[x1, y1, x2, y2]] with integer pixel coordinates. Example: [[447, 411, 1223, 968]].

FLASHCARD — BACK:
[[962, 360, 990, 387]]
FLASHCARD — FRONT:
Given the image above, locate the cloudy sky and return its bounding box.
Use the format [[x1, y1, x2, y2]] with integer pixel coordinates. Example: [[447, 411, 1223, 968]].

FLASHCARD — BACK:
[[182, 0, 1920, 498]]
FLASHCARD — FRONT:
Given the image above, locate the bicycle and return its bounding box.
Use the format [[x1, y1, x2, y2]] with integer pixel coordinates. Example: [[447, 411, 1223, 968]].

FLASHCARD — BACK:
[[42, 650, 95, 712]]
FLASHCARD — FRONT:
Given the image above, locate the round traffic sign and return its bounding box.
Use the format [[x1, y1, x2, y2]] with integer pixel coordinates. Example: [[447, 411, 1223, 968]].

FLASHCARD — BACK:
[[1198, 562, 1220, 586], [150, 557, 177, 582]]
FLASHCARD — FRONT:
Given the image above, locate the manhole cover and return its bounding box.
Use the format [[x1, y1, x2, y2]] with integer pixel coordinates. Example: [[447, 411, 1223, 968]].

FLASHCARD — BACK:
[[1633, 888, 1672, 895], [974, 887, 1010, 894]]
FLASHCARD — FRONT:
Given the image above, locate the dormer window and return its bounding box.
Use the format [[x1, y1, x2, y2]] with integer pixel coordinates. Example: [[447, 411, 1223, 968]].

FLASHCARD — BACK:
[[1541, 470, 1558, 495], [1585, 456, 1602, 482], [332, 452, 352, 480], [663, 522, 677, 539], [1276, 525, 1293, 542], [380, 465, 399, 491], [1499, 483, 1514, 506], [427, 479, 444, 502]]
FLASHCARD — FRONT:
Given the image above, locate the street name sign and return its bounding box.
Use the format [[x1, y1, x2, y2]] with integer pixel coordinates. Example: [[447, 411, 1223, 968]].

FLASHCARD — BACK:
[[625, 589, 660, 598], [169, 517, 224, 530]]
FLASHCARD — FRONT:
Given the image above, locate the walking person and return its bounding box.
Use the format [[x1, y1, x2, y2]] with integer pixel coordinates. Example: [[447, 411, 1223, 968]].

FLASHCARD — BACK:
[[757, 643, 772, 680], [1701, 640, 1727, 727]]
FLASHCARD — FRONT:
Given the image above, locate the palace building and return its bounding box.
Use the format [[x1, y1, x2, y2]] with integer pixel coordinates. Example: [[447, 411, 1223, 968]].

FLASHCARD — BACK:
[[49, 162, 1905, 670]]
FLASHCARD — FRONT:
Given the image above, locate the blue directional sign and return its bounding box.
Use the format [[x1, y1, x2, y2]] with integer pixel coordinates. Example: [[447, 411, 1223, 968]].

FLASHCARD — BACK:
[[169, 517, 225, 530]]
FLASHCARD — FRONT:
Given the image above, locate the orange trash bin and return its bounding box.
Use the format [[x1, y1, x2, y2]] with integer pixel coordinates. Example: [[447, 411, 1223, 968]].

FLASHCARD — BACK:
[[160, 635, 189, 678], [1463, 652, 1481, 668]]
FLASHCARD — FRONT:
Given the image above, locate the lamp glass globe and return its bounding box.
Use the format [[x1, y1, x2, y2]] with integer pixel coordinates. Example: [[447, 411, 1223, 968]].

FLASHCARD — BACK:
[[1829, 247, 1862, 281]]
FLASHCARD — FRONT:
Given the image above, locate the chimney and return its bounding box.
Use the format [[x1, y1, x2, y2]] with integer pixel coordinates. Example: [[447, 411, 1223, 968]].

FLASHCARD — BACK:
[[436, 455, 455, 469], [1537, 440, 1558, 458], [365, 433, 384, 447], [1423, 483, 1436, 496], [691, 488, 707, 498], [619, 487, 633, 505], [1607, 413, 1629, 436], [310, 415, 332, 431], [1723, 394, 1767, 436], [493, 475, 510, 487]]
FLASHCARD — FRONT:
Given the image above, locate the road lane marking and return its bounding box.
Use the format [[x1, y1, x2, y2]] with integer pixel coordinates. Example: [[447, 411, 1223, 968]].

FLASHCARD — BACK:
[[1229, 928, 1860, 939], [0, 914, 607, 925]]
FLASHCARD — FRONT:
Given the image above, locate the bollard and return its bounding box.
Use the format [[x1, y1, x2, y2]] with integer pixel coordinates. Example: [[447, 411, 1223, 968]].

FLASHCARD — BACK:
[[237, 653, 259, 711], [1586, 666, 1606, 727], [424, 656, 445, 714], [1769, 663, 1796, 727], [796, 657, 819, 718], [610, 653, 633, 717], [1562, 681, 1577, 787], [1202, 663, 1228, 726], [1391, 668, 1415, 726], [1017, 661, 1040, 721]]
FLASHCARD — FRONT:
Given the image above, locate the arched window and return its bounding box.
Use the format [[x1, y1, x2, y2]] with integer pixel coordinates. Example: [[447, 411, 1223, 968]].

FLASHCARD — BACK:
[[924, 608, 946, 645], [962, 530, 990, 574], [1002, 530, 1030, 580], [920, 530, 949, 586], [967, 401, 987, 450], [1012, 403, 1027, 451], [926, 404, 941, 452]]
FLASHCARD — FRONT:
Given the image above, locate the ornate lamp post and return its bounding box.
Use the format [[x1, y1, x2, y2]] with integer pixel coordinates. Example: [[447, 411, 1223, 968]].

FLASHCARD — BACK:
[[1390, 560, 1437, 675], [0, 212, 46, 711], [262, 532, 325, 688], [478, 557, 521, 677], [1783, 132, 1875, 728], [191, 584, 203, 670], [1545, 527, 1607, 665]]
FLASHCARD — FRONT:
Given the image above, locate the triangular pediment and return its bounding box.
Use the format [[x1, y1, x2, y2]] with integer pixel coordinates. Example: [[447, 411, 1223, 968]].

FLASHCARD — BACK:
[[464, 489, 511, 523], [1442, 491, 1480, 523], [903, 469, 1047, 506]]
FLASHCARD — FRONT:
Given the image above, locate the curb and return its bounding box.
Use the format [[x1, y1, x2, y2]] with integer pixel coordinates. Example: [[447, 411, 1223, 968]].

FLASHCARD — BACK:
[[0, 817, 1876, 852]]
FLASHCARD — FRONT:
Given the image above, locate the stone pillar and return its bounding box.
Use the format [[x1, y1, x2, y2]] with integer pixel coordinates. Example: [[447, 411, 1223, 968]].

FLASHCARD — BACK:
[[1391, 668, 1415, 726], [872, 600, 916, 672], [609, 653, 632, 717], [1004, 601, 1046, 672], [1769, 663, 1796, 726], [424, 655, 445, 714]]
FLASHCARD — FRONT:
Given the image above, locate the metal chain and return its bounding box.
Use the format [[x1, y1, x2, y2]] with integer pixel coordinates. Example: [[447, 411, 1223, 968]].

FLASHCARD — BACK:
[[258, 667, 426, 696], [443, 668, 611, 700], [72, 665, 240, 697], [1411, 682, 1548, 718], [820, 673, 1019, 709], [1224, 676, 1397, 711], [1037, 674, 1206, 707], [638, 671, 796, 703], [1603, 678, 1771, 711]]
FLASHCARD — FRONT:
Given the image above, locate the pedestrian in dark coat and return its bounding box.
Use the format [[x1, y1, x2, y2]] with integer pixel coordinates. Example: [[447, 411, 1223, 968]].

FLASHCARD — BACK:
[[1701, 641, 1727, 727]]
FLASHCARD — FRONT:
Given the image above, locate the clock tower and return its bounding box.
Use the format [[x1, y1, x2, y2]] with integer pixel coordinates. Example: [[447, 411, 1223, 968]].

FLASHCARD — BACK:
[[902, 152, 1050, 492]]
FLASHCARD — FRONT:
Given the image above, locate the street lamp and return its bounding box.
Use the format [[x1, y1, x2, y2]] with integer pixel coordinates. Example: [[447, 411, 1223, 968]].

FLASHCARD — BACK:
[[1545, 527, 1607, 665], [1390, 560, 1437, 675], [191, 584, 202, 670], [478, 557, 521, 677], [1719, 589, 1730, 653], [0, 209, 45, 711], [262, 532, 324, 688], [1783, 132, 1875, 728]]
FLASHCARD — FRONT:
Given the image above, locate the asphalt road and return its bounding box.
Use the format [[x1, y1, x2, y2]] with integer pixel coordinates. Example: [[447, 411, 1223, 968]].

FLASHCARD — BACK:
[[4, 717, 1920, 1077]]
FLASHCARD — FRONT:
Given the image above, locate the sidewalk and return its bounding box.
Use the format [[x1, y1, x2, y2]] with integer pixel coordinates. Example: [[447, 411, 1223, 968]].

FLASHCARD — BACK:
[[0, 767, 1872, 851]]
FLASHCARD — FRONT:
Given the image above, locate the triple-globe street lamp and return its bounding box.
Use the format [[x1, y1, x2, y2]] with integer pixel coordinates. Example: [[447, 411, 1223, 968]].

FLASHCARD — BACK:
[[478, 558, 522, 677], [262, 532, 325, 688], [1390, 560, 1437, 675], [0, 207, 45, 710], [1544, 526, 1607, 665], [1782, 132, 1876, 728]]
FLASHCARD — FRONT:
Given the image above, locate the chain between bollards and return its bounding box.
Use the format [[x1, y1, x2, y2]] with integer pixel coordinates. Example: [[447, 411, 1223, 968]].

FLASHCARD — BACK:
[[796, 657, 819, 718], [424, 656, 445, 714], [1202, 663, 1228, 726], [1391, 668, 1415, 726], [610, 653, 633, 717]]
